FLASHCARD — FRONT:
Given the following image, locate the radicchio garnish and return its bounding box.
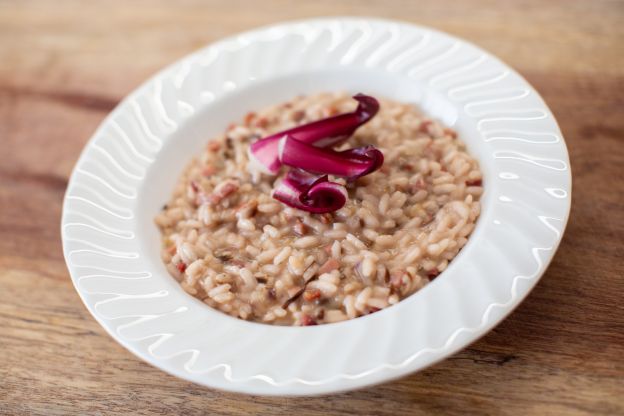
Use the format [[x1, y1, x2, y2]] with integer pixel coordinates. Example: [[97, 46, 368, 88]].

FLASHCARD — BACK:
[[278, 136, 384, 180], [272, 169, 348, 214], [247, 93, 383, 213], [249, 94, 379, 174]]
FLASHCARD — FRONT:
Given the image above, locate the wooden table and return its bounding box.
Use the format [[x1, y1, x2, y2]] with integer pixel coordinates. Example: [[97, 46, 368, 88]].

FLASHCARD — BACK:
[[1, 1, 623, 414]]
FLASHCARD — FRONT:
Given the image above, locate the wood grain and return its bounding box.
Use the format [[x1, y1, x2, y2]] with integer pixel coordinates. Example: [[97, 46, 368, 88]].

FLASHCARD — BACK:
[[1, 1, 623, 414]]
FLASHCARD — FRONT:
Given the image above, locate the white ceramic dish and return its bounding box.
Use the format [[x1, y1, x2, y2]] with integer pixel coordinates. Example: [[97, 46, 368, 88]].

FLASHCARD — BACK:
[[61, 17, 571, 396]]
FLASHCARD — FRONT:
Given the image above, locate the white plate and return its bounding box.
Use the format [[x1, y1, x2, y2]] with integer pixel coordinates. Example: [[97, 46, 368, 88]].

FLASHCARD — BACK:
[[61, 17, 571, 396]]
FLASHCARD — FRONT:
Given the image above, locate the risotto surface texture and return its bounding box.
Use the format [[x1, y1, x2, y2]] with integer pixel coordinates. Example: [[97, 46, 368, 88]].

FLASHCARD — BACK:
[[155, 93, 483, 325]]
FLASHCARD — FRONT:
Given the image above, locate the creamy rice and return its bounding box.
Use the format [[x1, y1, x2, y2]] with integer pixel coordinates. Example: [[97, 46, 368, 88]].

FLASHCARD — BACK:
[[155, 92, 483, 325]]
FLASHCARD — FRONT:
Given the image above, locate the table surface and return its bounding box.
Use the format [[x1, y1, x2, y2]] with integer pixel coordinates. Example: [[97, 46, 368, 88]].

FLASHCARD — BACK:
[[1, 0, 623, 414]]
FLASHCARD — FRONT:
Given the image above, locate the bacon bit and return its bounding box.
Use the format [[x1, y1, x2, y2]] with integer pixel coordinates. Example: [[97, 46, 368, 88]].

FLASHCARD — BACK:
[[190, 181, 200, 193], [466, 179, 483, 187], [176, 262, 187, 273], [318, 258, 340, 275], [293, 219, 308, 236], [443, 127, 458, 139], [207, 141, 221, 152], [368, 307, 381, 314], [291, 110, 305, 122], [427, 268, 440, 279], [244, 112, 256, 125], [202, 166, 217, 177], [419, 120, 433, 133], [207, 180, 239, 205], [400, 163, 414, 171], [255, 117, 269, 128], [256, 277, 268, 284], [301, 314, 318, 326], [303, 288, 321, 302], [317, 213, 333, 225], [409, 178, 427, 194], [316, 309, 325, 320], [390, 270, 407, 289], [326, 106, 340, 117]]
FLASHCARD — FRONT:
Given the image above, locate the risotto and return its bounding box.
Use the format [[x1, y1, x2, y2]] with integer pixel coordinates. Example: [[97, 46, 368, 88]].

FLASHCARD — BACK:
[[155, 92, 483, 325]]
